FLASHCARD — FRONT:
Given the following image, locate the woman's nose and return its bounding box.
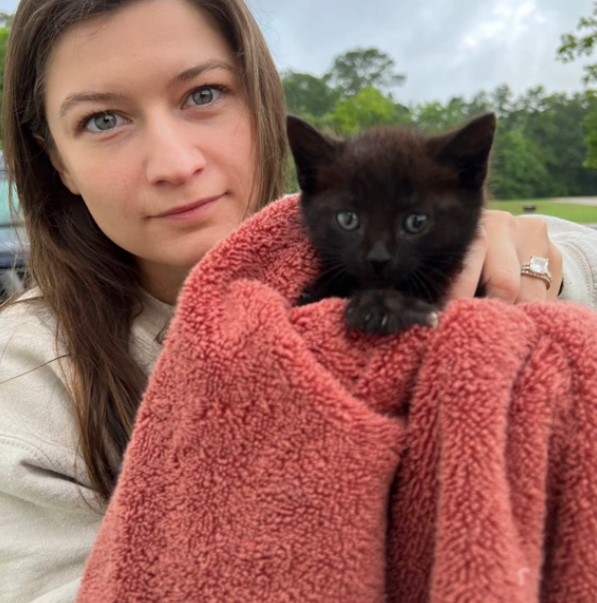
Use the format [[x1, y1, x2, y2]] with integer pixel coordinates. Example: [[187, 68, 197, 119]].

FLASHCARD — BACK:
[[144, 118, 207, 185]]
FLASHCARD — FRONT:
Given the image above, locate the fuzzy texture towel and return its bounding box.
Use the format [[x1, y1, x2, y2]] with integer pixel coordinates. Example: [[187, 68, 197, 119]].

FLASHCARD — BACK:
[[78, 195, 597, 602]]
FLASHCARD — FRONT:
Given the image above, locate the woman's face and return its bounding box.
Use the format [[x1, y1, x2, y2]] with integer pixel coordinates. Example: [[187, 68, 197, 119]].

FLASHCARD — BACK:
[[44, 0, 258, 303]]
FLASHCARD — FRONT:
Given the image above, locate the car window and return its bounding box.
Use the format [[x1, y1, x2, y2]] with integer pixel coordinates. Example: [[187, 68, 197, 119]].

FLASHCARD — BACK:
[[0, 179, 24, 248], [0, 158, 27, 298]]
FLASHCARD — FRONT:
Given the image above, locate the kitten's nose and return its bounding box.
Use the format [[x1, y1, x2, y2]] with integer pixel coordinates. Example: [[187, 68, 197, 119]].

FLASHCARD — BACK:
[[367, 243, 391, 273]]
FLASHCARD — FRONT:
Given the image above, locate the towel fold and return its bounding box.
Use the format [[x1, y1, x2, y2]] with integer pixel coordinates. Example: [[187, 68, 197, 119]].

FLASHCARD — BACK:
[[78, 195, 597, 602]]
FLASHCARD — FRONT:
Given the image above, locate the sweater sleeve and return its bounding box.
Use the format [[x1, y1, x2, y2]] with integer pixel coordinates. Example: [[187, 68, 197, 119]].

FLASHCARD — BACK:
[[528, 215, 597, 310], [0, 300, 103, 603]]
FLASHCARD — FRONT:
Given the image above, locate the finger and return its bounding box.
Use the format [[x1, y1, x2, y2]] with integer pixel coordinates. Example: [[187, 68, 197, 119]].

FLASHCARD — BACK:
[[516, 273, 550, 303], [482, 261, 521, 303], [514, 219, 562, 303], [448, 229, 487, 300], [480, 218, 521, 303], [545, 239, 564, 301]]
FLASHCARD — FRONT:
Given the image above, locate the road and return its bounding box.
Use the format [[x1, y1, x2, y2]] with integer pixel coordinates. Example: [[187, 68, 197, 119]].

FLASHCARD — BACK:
[[552, 197, 597, 206]]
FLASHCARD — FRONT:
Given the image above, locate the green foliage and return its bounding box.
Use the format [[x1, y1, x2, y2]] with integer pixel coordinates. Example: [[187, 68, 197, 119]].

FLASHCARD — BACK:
[[282, 71, 339, 118], [0, 28, 9, 84], [491, 84, 516, 117], [282, 49, 597, 201], [0, 26, 10, 132], [412, 98, 472, 134], [324, 47, 405, 98], [329, 87, 407, 136], [558, 3, 597, 85], [489, 130, 551, 199], [518, 92, 595, 192], [557, 4, 597, 167], [583, 106, 597, 168]]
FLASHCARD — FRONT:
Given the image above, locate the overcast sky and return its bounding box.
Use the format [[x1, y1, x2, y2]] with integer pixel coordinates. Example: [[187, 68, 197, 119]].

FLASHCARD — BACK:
[[0, 0, 593, 105]]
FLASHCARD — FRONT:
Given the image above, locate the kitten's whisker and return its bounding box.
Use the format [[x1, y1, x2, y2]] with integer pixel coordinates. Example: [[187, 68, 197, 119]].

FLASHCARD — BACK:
[[317, 263, 350, 288], [409, 269, 441, 302], [423, 264, 464, 289], [405, 270, 431, 300], [319, 261, 347, 280]]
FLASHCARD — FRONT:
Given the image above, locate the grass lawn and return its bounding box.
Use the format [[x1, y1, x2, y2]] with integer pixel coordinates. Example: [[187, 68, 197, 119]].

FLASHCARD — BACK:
[[488, 199, 597, 224]]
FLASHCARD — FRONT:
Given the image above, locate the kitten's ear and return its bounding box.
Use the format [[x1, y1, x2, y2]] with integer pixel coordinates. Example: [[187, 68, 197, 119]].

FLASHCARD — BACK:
[[287, 116, 340, 194], [429, 113, 496, 189]]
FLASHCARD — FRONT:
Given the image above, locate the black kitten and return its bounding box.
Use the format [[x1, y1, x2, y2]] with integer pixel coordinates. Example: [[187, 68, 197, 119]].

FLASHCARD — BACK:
[[287, 113, 496, 335]]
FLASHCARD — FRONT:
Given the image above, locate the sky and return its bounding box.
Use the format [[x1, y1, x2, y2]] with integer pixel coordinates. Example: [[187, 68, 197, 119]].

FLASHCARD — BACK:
[[0, 0, 593, 106]]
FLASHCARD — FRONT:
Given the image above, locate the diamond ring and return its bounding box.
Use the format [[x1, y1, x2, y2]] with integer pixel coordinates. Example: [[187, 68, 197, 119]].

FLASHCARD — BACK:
[[520, 256, 552, 290]]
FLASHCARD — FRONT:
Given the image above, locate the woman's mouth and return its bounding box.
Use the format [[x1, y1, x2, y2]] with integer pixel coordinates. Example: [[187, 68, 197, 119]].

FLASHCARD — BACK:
[[156, 195, 223, 221]]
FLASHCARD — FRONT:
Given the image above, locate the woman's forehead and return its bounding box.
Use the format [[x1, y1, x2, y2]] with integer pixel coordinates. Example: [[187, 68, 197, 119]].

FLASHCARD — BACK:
[[44, 0, 236, 108]]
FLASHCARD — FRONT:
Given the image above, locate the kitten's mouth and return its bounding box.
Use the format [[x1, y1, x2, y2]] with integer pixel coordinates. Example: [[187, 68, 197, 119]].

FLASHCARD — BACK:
[[368, 271, 415, 291], [364, 274, 396, 289]]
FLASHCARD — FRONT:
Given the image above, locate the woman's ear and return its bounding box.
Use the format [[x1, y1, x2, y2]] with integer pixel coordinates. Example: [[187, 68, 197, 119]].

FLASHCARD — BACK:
[[34, 134, 81, 195]]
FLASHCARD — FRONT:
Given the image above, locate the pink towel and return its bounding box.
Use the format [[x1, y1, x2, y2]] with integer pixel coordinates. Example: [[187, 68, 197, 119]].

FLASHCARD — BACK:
[[78, 195, 597, 602]]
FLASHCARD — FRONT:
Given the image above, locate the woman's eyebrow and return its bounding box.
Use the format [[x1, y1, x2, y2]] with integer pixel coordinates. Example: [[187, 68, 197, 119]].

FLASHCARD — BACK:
[[174, 59, 237, 83], [59, 60, 238, 118], [59, 92, 126, 118]]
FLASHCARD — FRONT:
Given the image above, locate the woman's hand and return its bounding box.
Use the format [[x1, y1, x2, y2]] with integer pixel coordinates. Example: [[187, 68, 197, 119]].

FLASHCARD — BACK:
[[449, 210, 563, 303]]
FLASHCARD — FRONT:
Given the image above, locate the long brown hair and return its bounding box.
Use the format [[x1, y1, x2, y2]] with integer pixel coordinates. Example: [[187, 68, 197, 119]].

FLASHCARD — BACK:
[[2, 0, 288, 504]]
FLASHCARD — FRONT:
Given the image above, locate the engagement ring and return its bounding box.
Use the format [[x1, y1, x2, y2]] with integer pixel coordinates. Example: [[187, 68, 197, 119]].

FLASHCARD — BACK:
[[520, 256, 552, 290]]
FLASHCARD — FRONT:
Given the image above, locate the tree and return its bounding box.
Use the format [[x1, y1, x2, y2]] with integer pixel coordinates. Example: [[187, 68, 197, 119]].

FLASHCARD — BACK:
[[412, 98, 479, 134], [490, 130, 552, 199], [558, 3, 597, 85], [281, 71, 339, 118], [517, 91, 597, 194], [329, 86, 407, 136], [411, 101, 456, 134], [324, 47, 405, 98], [558, 4, 597, 168], [491, 84, 516, 118], [582, 103, 597, 168], [0, 27, 10, 130], [467, 91, 493, 117]]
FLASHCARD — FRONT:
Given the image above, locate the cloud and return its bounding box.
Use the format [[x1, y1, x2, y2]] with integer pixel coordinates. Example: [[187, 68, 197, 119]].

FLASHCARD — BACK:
[[0, 0, 591, 105], [251, 0, 592, 105], [461, 1, 541, 51]]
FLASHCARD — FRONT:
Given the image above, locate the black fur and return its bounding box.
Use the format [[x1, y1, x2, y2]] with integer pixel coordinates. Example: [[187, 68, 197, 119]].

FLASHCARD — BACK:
[[287, 113, 496, 335]]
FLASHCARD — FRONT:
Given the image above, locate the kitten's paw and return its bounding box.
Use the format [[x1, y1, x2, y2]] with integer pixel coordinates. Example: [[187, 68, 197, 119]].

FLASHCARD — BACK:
[[345, 290, 439, 335]]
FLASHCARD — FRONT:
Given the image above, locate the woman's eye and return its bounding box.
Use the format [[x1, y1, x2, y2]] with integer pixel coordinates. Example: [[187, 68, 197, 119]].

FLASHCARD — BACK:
[[83, 112, 125, 133], [185, 86, 224, 108], [336, 211, 360, 231], [403, 213, 429, 235]]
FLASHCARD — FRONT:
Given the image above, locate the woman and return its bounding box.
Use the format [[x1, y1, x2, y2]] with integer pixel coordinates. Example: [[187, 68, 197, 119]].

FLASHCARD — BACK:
[[0, 0, 595, 600]]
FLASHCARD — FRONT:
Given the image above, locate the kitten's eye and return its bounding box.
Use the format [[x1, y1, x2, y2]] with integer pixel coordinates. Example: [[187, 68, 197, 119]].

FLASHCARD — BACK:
[[403, 213, 429, 234], [336, 211, 360, 231]]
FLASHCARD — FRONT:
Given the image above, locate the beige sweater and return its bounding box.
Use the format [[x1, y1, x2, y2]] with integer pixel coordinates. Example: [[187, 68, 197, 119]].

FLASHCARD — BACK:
[[0, 216, 595, 603], [0, 291, 173, 603]]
